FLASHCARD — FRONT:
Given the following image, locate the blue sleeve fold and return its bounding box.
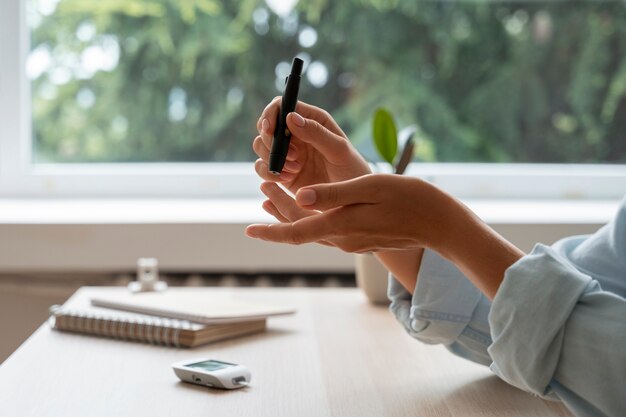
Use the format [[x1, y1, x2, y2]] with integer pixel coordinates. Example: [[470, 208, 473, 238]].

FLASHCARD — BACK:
[[487, 244, 592, 394], [388, 249, 492, 366], [388, 197, 626, 416], [488, 243, 626, 417]]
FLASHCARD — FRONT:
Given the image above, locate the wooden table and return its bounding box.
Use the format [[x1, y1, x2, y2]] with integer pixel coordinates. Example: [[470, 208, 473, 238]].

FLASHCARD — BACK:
[[0, 287, 572, 417]]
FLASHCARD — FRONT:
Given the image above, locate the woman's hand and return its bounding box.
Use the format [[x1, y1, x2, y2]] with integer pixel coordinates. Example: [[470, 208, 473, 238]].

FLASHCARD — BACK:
[[247, 174, 453, 253], [257, 180, 359, 249], [247, 174, 525, 299], [251, 101, 424, 293], [257, 178, 424, 292], [253, 98, 371, 195]]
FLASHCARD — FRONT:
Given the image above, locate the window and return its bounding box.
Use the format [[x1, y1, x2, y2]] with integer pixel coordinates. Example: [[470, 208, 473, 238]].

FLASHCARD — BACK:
[[1, 0, 625, 198]]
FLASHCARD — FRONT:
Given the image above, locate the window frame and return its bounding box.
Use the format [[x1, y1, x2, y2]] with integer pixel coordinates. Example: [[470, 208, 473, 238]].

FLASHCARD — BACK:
[[1, 0, 625, 200]]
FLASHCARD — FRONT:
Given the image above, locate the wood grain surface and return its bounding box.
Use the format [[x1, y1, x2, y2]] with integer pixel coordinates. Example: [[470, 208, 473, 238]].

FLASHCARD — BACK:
[[0, 287, 572, 417]]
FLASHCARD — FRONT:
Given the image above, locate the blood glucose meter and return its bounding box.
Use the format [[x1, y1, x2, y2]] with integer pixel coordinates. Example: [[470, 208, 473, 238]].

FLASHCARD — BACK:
[[172, 358, 251, 390]]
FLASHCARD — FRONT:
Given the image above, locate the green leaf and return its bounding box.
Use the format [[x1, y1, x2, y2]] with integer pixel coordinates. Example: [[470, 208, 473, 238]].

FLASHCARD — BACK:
[[372, 108, 398, 165]]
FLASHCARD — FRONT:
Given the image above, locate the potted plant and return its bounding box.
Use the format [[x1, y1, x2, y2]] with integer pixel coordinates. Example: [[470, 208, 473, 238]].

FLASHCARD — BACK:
[[355, 108, 416, 304]]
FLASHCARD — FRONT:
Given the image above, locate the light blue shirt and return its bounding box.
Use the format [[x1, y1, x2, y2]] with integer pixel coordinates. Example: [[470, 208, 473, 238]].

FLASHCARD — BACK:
[[388, 197, 626, 417]]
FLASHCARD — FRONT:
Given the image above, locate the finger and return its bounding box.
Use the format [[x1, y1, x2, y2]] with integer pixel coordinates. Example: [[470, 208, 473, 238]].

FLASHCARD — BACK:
[[292, 101, 346, 137], [282, 159, 302, 173], [253, 137, 300, 170], [256, 96, 281, 133], [253, 136, 270, 161], [254, 159, 296, 182], [257, 98, 346, 138], [253, 145, 302, 173], [262, 186, 340, 249], [246, 212, 335, 245], [259, 124, 273, 149], [286, 144, 299, 162], [262, 200, 289, 223], [295, 175, 380, 210], [258, 134, 274, 151], [286, 113, 352, 163], [250, 206, 335, 248], [259, 131, 299, 162], [260, 182, 316, 221], [315, 239, 336, 248]]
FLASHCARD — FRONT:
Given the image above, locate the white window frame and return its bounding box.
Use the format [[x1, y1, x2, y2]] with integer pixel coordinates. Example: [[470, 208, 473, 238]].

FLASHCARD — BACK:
[[1, 0, 625, 200]]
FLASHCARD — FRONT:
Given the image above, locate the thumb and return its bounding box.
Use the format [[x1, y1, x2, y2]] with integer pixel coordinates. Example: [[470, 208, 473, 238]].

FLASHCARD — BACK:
[[286, 112, 349, 159], [295, 175, 379, 211]]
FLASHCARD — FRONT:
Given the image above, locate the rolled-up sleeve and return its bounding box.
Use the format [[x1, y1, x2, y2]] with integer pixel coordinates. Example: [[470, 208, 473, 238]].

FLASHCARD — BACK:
[[389, 249, 492, 366], [389, 198, 626, 416], [488, 244, 626, 417]]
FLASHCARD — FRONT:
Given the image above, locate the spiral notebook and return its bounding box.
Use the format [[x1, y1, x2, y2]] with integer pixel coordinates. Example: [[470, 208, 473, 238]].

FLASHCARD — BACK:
[[50, 288, 267, 348]]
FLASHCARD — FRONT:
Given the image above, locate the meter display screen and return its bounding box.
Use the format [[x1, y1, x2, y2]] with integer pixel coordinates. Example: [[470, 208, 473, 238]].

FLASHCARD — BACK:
[[186, 359, 235, 372]]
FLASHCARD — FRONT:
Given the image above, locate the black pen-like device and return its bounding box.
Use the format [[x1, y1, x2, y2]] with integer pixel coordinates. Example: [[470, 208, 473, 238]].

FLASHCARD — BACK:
[[269, 57, 303, 174]]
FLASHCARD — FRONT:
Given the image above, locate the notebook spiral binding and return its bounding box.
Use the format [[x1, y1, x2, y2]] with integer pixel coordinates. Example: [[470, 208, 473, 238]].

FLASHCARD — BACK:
[[49, 305, 184, 348]]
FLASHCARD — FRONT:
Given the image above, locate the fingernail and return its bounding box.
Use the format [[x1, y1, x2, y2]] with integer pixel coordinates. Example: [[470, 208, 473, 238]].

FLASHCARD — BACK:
[[261, 118, 269, 133], [297, 189, 316, 206], [245, 227, 258, 238], [290, 112, 305, 127]]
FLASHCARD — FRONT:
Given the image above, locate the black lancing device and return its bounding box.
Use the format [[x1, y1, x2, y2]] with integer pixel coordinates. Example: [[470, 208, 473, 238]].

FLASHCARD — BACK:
[[269, 57, 303, 174]]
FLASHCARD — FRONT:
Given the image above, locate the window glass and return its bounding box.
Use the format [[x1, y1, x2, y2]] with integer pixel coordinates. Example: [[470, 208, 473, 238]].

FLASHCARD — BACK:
[[28, 0, 626, 164]]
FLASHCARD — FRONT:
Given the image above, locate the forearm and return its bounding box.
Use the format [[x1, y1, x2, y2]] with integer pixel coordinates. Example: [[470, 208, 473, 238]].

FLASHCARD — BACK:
[[430, 195, 524, 300], [375, 248, 424, 293]]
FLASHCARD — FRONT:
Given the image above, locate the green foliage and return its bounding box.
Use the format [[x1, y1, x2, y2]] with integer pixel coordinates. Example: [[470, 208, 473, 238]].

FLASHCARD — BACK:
[[372, 108, 398, 165], [29, 0, 626, 164]]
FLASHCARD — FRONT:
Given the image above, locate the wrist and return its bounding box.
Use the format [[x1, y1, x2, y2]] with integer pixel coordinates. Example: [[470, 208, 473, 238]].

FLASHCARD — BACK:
[[414, 181, 468, 256], [375, 248, 424, 294], [424, 191, 524, 299], [430, 188, 490, 267]]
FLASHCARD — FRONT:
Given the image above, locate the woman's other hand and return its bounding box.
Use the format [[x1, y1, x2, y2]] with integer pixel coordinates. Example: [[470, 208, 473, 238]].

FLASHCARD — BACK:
[[247, 174, 452, 253], [252, 98, 371, 194]]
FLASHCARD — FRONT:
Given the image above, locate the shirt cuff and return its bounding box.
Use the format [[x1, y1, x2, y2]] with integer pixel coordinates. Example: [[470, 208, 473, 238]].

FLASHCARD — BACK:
[[487, 243, 592, 396], [389, 249, 483, 344]]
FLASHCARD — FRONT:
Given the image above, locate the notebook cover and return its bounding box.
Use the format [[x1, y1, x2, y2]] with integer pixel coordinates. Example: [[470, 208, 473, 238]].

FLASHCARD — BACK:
[[91, 288, 296, 324]]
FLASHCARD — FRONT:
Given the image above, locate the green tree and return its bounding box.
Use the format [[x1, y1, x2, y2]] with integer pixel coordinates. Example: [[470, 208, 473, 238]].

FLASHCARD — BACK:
[[29, 0, 626, 164]]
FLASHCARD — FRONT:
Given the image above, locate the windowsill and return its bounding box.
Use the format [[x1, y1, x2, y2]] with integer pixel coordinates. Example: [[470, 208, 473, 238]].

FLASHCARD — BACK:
[[0, 198, 275, 224], [0, 198, 618, 273], [0, 197, 618, 225]]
